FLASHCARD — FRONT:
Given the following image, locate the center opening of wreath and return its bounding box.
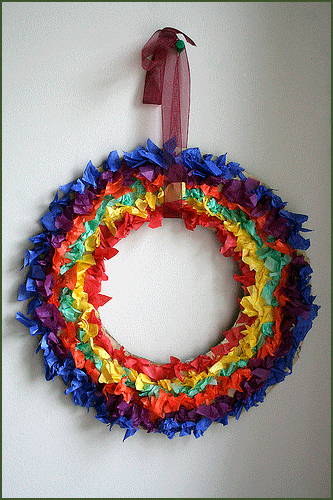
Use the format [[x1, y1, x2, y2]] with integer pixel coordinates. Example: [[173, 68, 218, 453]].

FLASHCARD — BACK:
[[99, 218, 242, 365]]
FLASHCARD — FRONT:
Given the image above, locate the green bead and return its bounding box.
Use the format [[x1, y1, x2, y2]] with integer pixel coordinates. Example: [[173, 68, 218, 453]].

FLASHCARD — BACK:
[[176, 39, 185, 52]]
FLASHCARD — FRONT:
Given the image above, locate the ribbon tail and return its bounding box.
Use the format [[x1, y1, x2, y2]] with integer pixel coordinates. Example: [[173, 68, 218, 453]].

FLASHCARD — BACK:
[[162, 48, 190, 152], [162, 50, 188, 218], [176, 49, 191, 152], [143, 57, 164, 105], [142, 29, 165, 104]]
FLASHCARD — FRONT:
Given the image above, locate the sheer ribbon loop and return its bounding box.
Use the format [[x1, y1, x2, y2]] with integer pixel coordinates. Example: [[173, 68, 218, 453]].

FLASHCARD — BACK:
[[142, 27, 195, 150]]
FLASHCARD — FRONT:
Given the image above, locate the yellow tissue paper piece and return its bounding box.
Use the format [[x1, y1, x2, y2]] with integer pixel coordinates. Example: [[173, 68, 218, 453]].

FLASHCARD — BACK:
[[135, 373, 153, 391], [158, 379, 173, 392], [102, 216, 117, 236], [135, 198, 148, 212], [100, 358, 126, 384], [90, 339, 111, 360], [145, 191, 157, 210], [85, 228, 100, 252]]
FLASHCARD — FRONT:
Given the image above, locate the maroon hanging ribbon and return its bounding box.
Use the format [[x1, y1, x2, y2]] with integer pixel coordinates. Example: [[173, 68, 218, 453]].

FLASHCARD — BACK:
[[142, 27, 195, 152], [141, 28, 195, 217]]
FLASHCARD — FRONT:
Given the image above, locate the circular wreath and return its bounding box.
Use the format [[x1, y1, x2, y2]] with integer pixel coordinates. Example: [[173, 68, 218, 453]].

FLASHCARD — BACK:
[[17, 139, 319, 440]]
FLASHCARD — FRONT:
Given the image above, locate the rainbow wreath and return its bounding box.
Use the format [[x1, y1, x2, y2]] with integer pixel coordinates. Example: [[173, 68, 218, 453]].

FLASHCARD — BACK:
[[17, 138, 319, 440]]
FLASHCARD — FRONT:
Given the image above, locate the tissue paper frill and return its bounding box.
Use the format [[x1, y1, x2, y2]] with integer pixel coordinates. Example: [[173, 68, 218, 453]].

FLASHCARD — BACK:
[[17, 139, 319, 440]]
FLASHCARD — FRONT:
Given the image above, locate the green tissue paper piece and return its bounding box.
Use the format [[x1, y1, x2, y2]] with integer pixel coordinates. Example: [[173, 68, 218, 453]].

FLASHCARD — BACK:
[[78, 329, 86, 342], [118, 192, 136, 206], [186, 188, 204, 202], [139, 384, 160, 398], [253, 322, 274, 353], [76, 342, 103, 371], [132, 179, 147, 197], [59, 287, 82, 322]]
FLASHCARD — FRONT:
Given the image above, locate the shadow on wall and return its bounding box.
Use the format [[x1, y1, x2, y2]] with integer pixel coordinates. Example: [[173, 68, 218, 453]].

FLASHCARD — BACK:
[[76, 44, 161, 147]]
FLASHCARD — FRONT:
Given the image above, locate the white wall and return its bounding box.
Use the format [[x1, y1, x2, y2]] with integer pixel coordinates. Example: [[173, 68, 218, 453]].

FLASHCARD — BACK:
[[3, 2, 331, 498]]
